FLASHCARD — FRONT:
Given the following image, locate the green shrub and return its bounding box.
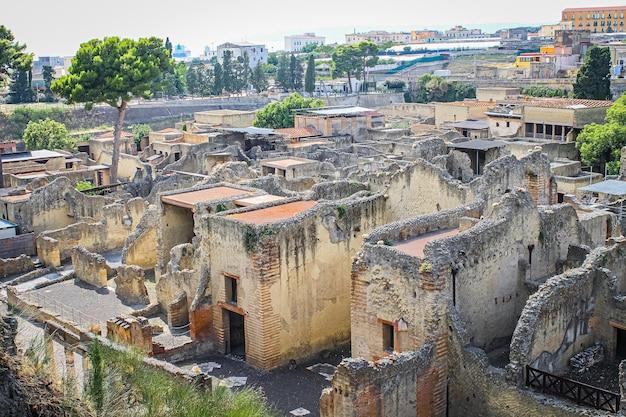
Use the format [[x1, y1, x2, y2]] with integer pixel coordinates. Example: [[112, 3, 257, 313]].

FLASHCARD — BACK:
[[75, 181, 95, 192], [22, 118, 74, 151]]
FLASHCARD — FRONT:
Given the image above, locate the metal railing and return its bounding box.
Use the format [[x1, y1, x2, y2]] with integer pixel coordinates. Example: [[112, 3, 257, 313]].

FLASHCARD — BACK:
[[526, 365, 620, 413], [21, 291, 106, 334]]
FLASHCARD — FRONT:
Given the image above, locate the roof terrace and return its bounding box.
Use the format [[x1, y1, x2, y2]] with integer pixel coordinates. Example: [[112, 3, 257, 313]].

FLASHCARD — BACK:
[[226, 200, 317, 225], [393, 228, 460, 258], [161, 186, 254, 210]]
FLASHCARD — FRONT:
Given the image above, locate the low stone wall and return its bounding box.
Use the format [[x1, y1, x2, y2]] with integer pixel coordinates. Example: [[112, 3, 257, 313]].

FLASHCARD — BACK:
[[114, 265, 149, 305], [0, 254, 35, 278], [107, 315, 153, 353], [71, 247, 110, 288]]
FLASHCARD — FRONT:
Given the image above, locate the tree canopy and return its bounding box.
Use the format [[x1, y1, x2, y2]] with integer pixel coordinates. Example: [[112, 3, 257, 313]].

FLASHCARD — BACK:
[[576, 94, 626, 174], [22, 118, 74, 151], [0, 25, 31, 81], [404, 74, 475, 103], [253, 93, 323, 129], [52, 36, 172, 181], [573, 46, 611, 100], [52, 37, 172, 109], [331, 41, 379, 92]]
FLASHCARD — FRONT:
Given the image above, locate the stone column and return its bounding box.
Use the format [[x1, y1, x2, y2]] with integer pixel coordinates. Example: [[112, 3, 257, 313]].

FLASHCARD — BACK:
[[65, 348, 76, 382]]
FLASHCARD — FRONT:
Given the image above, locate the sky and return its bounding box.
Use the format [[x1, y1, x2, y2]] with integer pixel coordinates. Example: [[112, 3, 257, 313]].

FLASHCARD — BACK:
[[3, 0, 614, 57]]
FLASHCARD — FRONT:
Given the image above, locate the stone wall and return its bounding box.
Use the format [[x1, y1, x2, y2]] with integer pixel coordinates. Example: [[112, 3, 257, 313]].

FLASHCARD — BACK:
[[122, 205, 158, 269], [15, 177, 116, 234], [447, 309, 609, 417], [509, 238, 626, 379], [0, 255, 35, 279], [36, 198, 146, 267], [205, 195, 387, 370], [621, 146, 626, 179], [71, 246, 110, 288], [115, 265, 149, 305], [320, 344, 436, 417]]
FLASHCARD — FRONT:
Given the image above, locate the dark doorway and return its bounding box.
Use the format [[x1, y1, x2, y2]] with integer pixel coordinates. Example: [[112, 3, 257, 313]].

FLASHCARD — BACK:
[[616, 328, 626, 360], [227, 310, 245, 358]]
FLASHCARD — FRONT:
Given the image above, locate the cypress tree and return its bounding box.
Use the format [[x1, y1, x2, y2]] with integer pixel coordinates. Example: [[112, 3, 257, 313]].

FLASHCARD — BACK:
[[305, 54, 316, 94]]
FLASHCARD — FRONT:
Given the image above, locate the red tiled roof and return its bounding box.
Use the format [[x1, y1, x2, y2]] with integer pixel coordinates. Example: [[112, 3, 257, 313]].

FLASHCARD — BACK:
[[275, 127, 320, 139], [563, 6, 626, 12], [511, 98, 613, 109], [226, 200, 317, 225]]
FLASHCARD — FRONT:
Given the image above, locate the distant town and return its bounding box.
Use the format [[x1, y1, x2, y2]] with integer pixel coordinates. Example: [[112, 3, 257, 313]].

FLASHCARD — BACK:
[[1, 4, 626, 417]]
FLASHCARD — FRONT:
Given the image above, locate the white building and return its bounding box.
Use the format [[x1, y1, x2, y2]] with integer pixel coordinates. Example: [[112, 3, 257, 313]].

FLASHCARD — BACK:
[[216, 42, 268, 68], [285, 33, 326, 52], [444, 26, 488, 39], [345, 31, 411, 45]]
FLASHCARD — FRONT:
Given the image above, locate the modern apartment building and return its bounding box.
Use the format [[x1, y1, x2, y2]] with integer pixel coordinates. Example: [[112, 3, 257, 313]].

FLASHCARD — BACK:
[[562, 6, 626, 33]]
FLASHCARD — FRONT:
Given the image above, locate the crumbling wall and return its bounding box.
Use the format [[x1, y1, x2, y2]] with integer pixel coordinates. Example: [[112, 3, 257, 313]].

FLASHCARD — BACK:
[[106, 315, 153, 353], [472, 151, 557, 208], [156, 243, 197, 315], [97, 150, 151, 181], [115, 265, 150, 305], [0, 255, 35, 279], [71, 246, 111, 287], [372, 159, 472, 223], [122, 205, 159, 269], [320, 344, 436, 417], [447, 309, 605, 417], [21, 177, 115, 234], [620, 146, 626, 179], [309, 180, 369, 201], [36, 199, 145, 266], [509, 239, 626, 379]]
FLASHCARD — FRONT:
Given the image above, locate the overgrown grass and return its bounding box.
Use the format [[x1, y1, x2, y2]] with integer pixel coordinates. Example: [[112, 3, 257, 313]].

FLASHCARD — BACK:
[[90, 341, 277, 417]]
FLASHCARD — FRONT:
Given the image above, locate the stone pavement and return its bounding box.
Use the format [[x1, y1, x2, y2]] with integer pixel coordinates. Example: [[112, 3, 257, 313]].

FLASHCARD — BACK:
[[180, 347, 349, 417]]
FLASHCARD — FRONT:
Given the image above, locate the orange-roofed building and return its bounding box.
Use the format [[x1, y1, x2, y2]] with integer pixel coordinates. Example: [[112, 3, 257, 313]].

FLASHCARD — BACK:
[[195, 195, 387, 370]]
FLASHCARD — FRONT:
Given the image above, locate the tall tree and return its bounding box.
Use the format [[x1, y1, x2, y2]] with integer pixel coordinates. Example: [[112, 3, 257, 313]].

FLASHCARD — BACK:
[[305, 54, 316, 94], [212, 62, 224, 95], [276, 54, 291, 91], [165, 37, 173, 56], [241, 52, 251, 90], [331, 45, 360, 93], [222, 51, 234, 93], [290, 54, 303, 91], [42, 65, 56, 101], [53, 37, 172, 182], [251, 63, 268, 93], [7, 67, 35, 103], [186, 63, 200, 95], [0, 25, 31, 85], [573, 46, 611, 100]]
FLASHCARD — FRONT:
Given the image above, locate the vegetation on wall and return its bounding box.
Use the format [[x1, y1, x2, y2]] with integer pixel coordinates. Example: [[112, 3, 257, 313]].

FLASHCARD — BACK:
[[522, 86, 570, 98], [75, 181, 95, 192], [404, 74, 475, 103], [576, 93, 626, 174], [243, 225, 277, 253], [22, 118, 74, 151], [253, 93, 323, 129]]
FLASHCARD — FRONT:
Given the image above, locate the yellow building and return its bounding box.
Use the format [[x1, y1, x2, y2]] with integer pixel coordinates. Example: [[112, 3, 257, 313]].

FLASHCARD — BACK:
[[562, 6, 626, 33]]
